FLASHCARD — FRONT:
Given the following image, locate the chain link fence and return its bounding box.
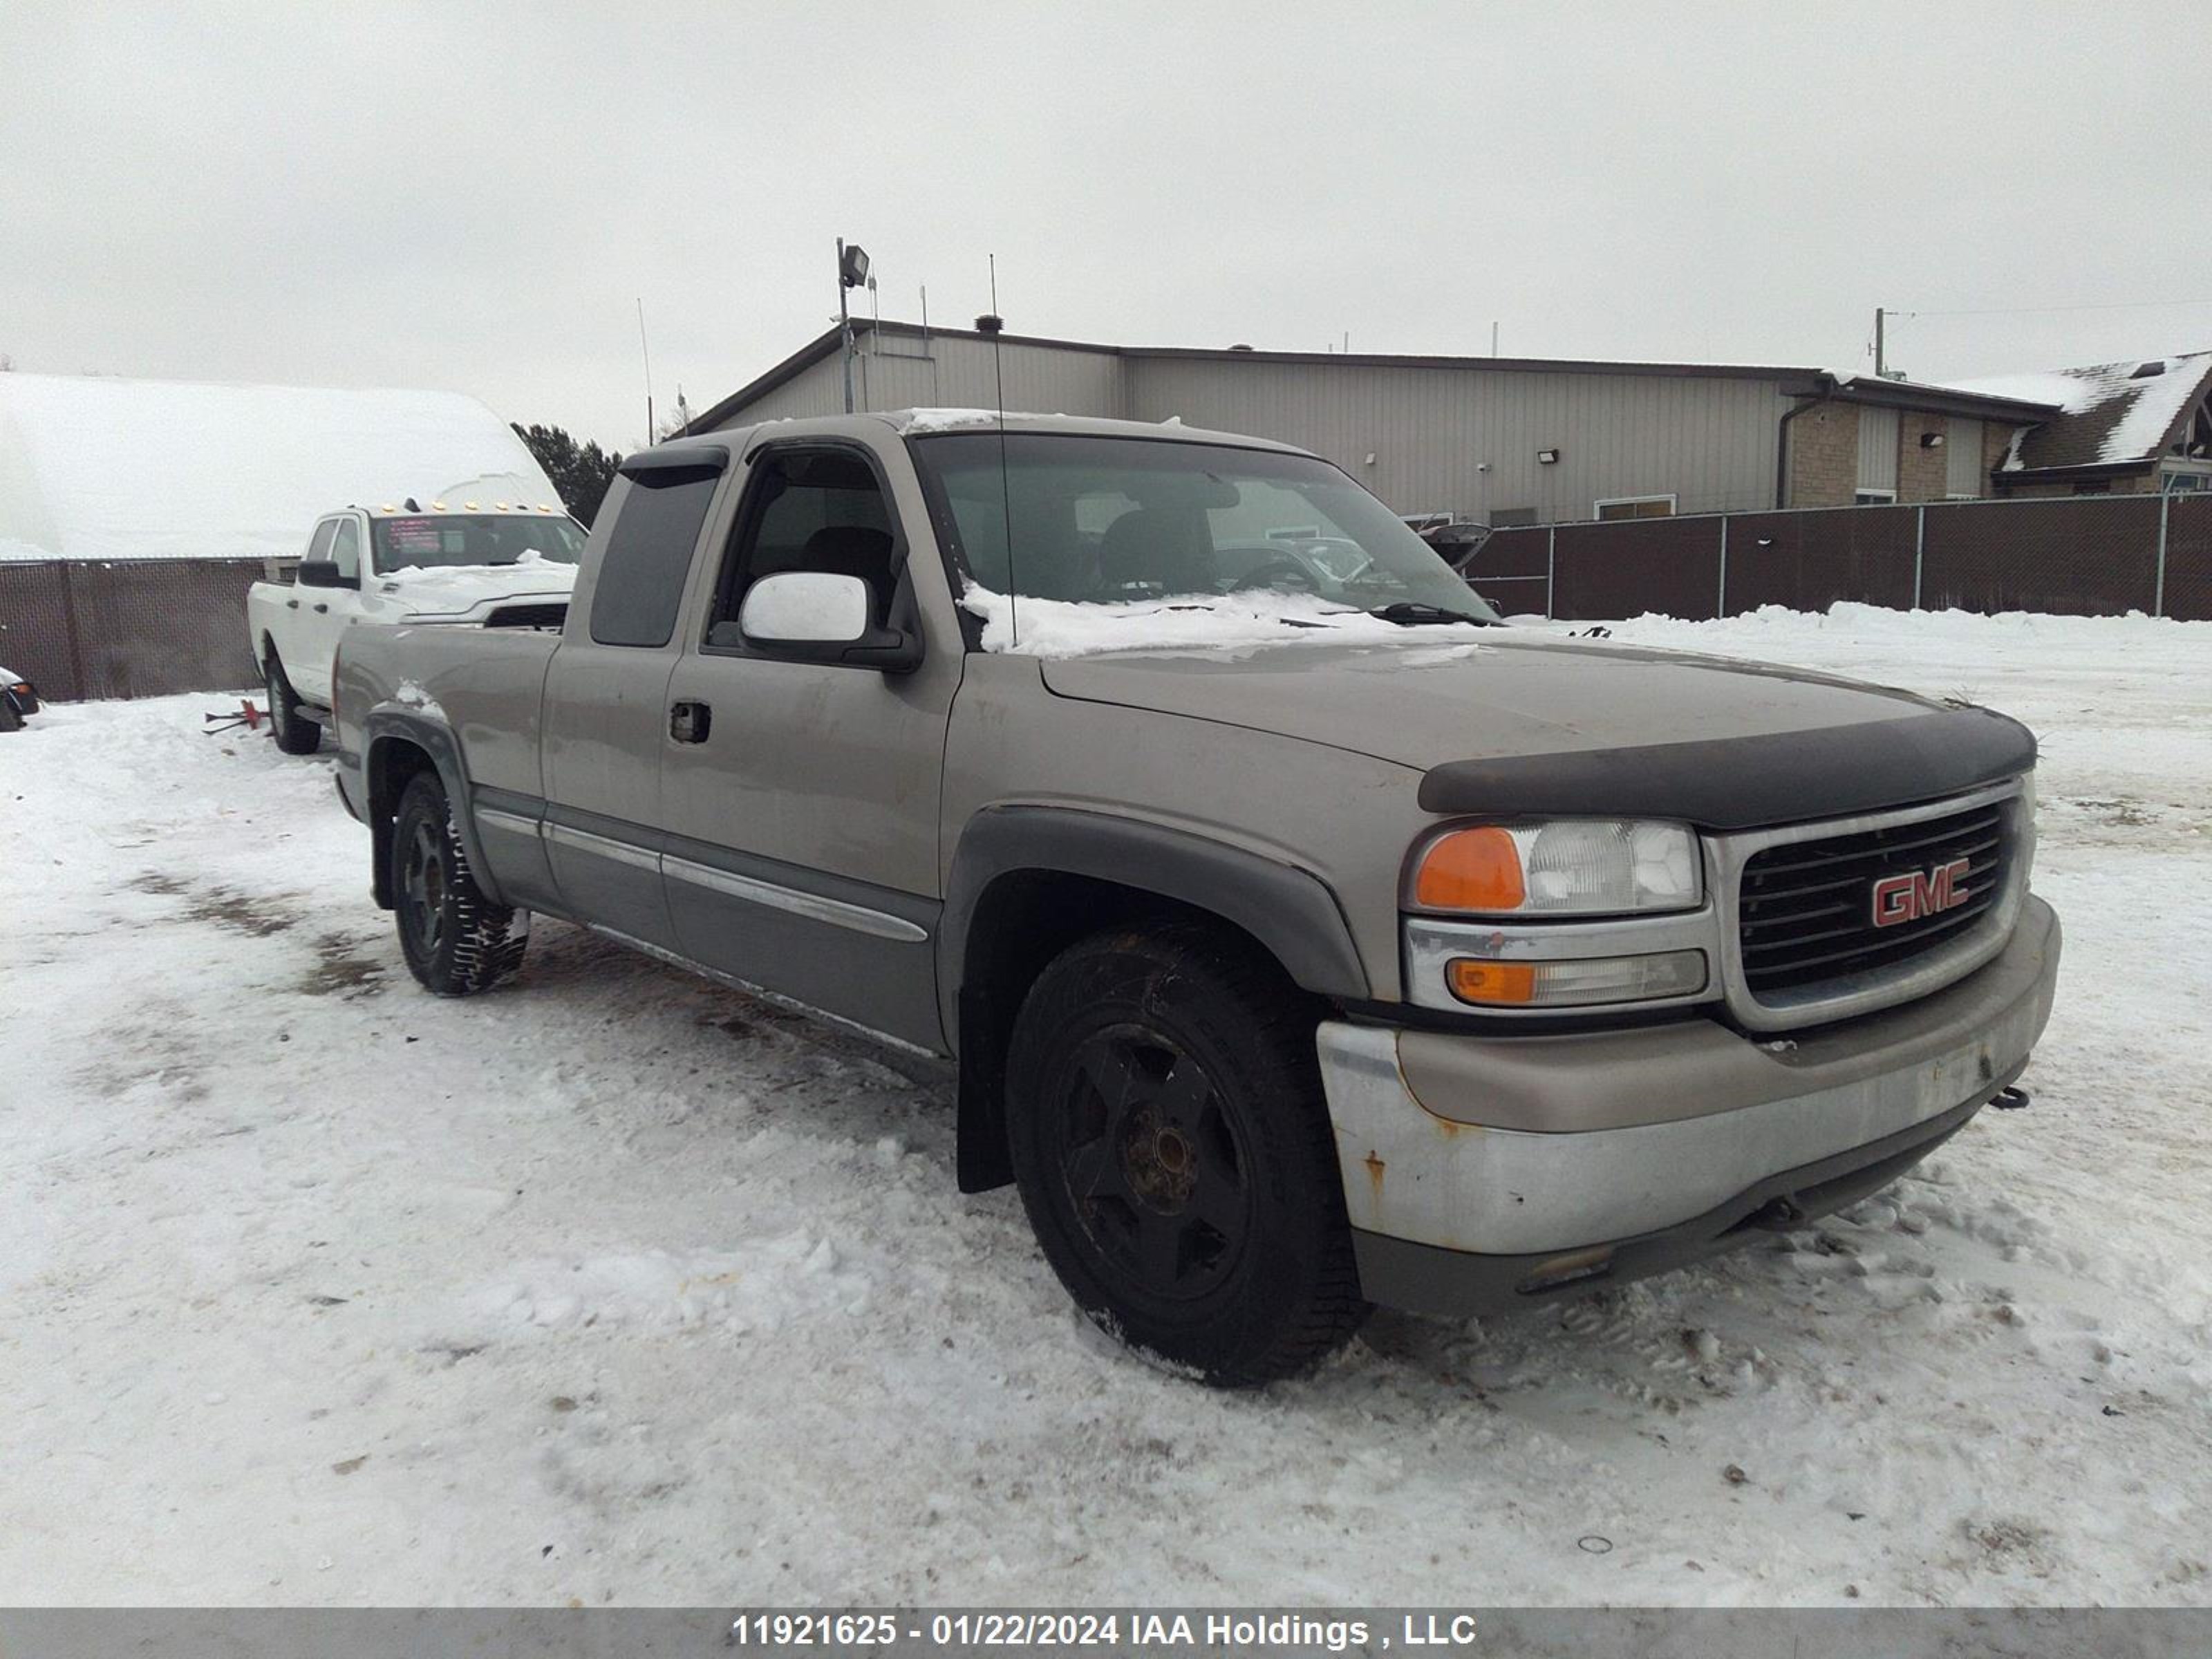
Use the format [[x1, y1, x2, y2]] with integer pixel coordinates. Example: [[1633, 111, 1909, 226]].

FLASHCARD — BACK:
[[1466, 494, 2212, 624], [0, 559, 265, 701]]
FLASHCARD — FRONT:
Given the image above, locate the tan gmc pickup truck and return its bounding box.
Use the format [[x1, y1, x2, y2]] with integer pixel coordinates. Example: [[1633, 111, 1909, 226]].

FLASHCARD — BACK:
[[332, 411, 2061, 1385]]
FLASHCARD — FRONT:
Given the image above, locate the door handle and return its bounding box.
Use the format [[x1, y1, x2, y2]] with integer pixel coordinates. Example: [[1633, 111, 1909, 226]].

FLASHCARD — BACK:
[[670, 700, 712, 743], [313, 603, 330, 614], [286, 599, 299, 609]]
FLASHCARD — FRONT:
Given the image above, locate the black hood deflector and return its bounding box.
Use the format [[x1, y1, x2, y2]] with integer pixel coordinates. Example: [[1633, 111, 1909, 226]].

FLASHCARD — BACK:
[[1417, 704, 2036, 831]]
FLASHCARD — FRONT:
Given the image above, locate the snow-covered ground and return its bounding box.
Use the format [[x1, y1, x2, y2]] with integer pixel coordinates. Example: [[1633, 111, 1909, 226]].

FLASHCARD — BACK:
[[3, 605, 2208, 1606]]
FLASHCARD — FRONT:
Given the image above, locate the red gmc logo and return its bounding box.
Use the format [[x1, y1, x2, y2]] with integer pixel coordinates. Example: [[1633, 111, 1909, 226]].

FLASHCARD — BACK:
[[1871, 858, 1974, 928]]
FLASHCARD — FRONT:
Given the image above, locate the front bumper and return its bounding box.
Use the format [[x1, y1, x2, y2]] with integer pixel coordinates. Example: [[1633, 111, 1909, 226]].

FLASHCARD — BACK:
[[1320, 895, 2060, 1318]]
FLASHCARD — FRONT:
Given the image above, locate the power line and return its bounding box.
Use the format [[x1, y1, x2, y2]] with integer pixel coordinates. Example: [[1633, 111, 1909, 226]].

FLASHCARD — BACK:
[[1885, 297, 2212, 321]]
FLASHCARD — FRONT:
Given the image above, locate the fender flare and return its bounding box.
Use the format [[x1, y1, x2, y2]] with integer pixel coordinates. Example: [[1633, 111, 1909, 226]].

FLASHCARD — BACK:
[[939, 805, 1372, 1031], [363, 709, 506, 910], [938, 805, 1372, 1192]]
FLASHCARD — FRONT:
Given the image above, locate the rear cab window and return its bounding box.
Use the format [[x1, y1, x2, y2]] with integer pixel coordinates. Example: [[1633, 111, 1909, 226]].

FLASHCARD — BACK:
[[588, 465, 724, 647]]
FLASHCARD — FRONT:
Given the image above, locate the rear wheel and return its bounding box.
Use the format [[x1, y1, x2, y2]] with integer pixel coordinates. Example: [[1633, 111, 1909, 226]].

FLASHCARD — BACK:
[[391, 773, 527, 995], [0, 696, 21, 734], [264, 652, 320, 755], [1005, 922, 1368, 1385]]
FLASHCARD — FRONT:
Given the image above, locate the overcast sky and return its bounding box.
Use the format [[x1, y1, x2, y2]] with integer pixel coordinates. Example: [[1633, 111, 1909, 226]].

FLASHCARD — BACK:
[[3, 2, 2202, 451]]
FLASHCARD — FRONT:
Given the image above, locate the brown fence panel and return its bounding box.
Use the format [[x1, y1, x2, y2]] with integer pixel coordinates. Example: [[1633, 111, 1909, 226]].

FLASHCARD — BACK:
[[1723, 507, 1917, 614], [2162, 495, 2212, 622], [1920, 496, 2161, 616], [1552, 515, 1723, 621], [78, 559, 264, 699], [1463, 525, 1550, 615], [0, 561, 84, 701]]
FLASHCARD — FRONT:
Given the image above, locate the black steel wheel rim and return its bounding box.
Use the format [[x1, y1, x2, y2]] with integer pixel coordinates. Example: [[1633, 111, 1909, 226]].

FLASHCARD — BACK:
[[1049, 1024, 1254, 1302], [400, 819, 448, 958]]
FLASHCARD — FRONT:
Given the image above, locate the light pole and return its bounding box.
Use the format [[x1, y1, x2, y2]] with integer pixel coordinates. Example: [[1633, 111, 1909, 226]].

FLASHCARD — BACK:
[[837, 239, 872, 413]]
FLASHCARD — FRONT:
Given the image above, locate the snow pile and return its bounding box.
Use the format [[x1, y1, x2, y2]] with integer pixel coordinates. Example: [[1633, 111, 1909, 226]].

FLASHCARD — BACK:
[[0, 372, 559, 563], [959, 583, 1489, 658]]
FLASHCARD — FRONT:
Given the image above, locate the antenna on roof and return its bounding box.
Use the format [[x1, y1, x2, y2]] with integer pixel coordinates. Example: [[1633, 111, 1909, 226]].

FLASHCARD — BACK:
[[636, 298, 655, 443], [980, 256, 1015, 645]]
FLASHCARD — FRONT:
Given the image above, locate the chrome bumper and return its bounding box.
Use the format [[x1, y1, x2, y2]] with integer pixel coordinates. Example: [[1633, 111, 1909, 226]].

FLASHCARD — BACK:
[[1320, 895, 2060, 1265]]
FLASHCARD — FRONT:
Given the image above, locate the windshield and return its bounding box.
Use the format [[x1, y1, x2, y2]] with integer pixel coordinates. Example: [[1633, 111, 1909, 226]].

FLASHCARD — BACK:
[[371, 514, 585, 575], [908, 433, 1499, 621]]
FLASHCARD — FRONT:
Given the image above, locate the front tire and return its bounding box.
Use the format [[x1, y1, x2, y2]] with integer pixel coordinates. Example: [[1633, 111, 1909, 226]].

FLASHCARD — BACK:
[[264, 652, 320, 755], [391, 773, 527, 995], [1005, 923, 1368, 1386]]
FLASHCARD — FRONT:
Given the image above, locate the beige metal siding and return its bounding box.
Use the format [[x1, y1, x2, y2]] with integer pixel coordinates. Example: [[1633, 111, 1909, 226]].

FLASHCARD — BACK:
[[1127, 357, 1785, 521], [1857, 405, 1901, 493], [1947, 418, 1984, 496], [704, 334, 1128, 428]]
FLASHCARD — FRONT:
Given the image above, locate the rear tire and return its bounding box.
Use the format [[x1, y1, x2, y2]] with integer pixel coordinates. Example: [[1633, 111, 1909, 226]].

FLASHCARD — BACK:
[[1005, 922, 1369, 1386], [264, 652, 320, 755], [0, 697, 21, 734], [391, 773, 527, 995]]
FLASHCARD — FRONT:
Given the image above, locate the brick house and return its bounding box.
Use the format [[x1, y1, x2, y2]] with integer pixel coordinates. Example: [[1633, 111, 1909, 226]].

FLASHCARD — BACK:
[[1946, 351, 2212, 498], [1776, 377, 2055, 509]]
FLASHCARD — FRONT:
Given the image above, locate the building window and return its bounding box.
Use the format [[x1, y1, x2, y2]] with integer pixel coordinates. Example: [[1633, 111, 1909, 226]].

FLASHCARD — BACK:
[[1488, 507, 1537, 527], [2072, 480, 2112, 496], [2159, 469, 2212, 494], [1854, 489, 1897, 506], [1594, 494, 1676, 521]]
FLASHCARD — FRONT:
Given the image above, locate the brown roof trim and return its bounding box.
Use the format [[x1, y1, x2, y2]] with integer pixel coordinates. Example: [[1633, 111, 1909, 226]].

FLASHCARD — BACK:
[[688, 318, 1848, 432], [1997, 457, 2162, 482], [1830, 377, 2061, 424]]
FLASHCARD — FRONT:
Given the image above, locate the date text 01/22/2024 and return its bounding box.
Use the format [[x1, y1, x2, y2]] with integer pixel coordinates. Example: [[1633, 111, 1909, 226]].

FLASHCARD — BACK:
[[724, 1613, 1485, 1649]]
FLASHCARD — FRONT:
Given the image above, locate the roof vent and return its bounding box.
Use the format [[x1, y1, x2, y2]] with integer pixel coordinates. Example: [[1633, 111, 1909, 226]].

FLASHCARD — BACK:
[[1228, 343, 1254, 352], [2130, 360, 2166, 379]]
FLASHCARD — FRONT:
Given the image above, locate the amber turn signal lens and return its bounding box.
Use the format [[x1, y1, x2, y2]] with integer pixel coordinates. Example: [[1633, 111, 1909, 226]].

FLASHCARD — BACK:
[[1414, 826, 1527, 912], [1447, 959, 1537, 1005]]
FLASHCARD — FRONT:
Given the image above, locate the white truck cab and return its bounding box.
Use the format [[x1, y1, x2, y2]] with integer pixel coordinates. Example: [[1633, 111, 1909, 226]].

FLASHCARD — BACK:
[[248, 494, 584, 752]]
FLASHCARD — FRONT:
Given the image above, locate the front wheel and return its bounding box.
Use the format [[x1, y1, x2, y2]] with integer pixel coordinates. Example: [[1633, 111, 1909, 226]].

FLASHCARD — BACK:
[[391, 773, 528, 995], [1005, 923, 1368, 1386], [264, 653, 320, 755]]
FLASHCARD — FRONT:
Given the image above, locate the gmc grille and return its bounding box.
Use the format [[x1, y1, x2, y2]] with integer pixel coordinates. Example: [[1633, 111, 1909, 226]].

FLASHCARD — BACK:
[[1737, 800, 2009, 999]]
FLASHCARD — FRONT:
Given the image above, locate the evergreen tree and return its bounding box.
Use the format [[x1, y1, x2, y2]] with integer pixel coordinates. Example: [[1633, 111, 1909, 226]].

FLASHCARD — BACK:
[[512, 422, 622, 526]]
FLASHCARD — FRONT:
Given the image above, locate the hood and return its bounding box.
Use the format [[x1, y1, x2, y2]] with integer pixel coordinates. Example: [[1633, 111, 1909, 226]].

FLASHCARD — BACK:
[[1040, 632, 2035, 830], [376, 559, 578, 621]]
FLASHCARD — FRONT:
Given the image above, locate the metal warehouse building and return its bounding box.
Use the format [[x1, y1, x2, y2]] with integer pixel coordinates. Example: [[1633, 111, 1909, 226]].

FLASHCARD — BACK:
[[688, 319, 2061, 527]]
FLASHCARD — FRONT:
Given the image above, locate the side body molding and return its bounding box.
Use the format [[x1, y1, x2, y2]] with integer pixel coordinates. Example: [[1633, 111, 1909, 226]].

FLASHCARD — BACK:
[[362, 708, 503, 910]]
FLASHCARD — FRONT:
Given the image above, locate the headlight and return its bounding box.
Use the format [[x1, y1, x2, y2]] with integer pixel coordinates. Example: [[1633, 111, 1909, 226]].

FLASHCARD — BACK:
[[1412, 821, 1702, 917]]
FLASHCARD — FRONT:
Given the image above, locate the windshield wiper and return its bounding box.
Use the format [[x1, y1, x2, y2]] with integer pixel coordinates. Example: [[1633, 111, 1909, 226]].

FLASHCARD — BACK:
[[1366, 601, 1499, 628]]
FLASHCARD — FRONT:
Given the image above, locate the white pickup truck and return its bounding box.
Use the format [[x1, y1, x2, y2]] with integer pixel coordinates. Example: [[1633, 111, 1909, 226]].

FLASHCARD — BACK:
[[247, 495, 585, 753]]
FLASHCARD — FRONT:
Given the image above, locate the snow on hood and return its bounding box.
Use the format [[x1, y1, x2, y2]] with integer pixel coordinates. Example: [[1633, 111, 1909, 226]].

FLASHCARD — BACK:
[[957, 583, 1490, 659], [375, 557, 578, 617]]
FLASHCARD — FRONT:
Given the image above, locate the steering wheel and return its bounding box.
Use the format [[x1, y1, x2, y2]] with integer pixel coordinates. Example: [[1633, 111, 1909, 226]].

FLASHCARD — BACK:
[[1228, 559, 1322, 594]]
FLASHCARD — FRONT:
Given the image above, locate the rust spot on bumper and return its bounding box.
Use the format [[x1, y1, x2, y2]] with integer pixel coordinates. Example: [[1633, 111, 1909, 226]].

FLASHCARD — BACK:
[[1363, 1150, 1387, 1199]]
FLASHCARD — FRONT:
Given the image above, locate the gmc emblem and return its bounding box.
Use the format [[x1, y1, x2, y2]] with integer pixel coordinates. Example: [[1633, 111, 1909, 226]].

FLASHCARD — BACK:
[[1871, 858, 1974, 928]]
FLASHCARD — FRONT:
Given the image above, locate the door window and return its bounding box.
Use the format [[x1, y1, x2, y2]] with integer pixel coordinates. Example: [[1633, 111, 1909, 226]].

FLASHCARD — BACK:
[[588, 468, 722, 648], [305, 520, 338, 562], [705, 448, 899, 648], [329, 518, 362, 582]]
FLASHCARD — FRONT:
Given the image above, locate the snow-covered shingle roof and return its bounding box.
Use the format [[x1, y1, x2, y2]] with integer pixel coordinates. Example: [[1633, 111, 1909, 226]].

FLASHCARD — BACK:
[[0, 373, 559, 563], [1946, 351, 2212, 474]]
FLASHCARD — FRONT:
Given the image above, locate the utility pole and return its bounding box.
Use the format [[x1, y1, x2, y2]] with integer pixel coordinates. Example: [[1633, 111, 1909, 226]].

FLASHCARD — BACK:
[[1874, 306, 1886, 380], [836, 239, 873, 414], [837, 239, 855, 414]]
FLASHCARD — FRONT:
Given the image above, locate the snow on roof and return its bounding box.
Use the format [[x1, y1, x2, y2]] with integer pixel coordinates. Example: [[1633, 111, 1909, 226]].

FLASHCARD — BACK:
[[1945, 350, 2212, 471], [0, 373, 561, 563]]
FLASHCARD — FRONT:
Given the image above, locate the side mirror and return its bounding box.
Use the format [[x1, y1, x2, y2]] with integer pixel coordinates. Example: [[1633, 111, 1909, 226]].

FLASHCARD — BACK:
[[740, 570, 870, 645], [736, 571, 924, 673], [297, 559, 349, 589]]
